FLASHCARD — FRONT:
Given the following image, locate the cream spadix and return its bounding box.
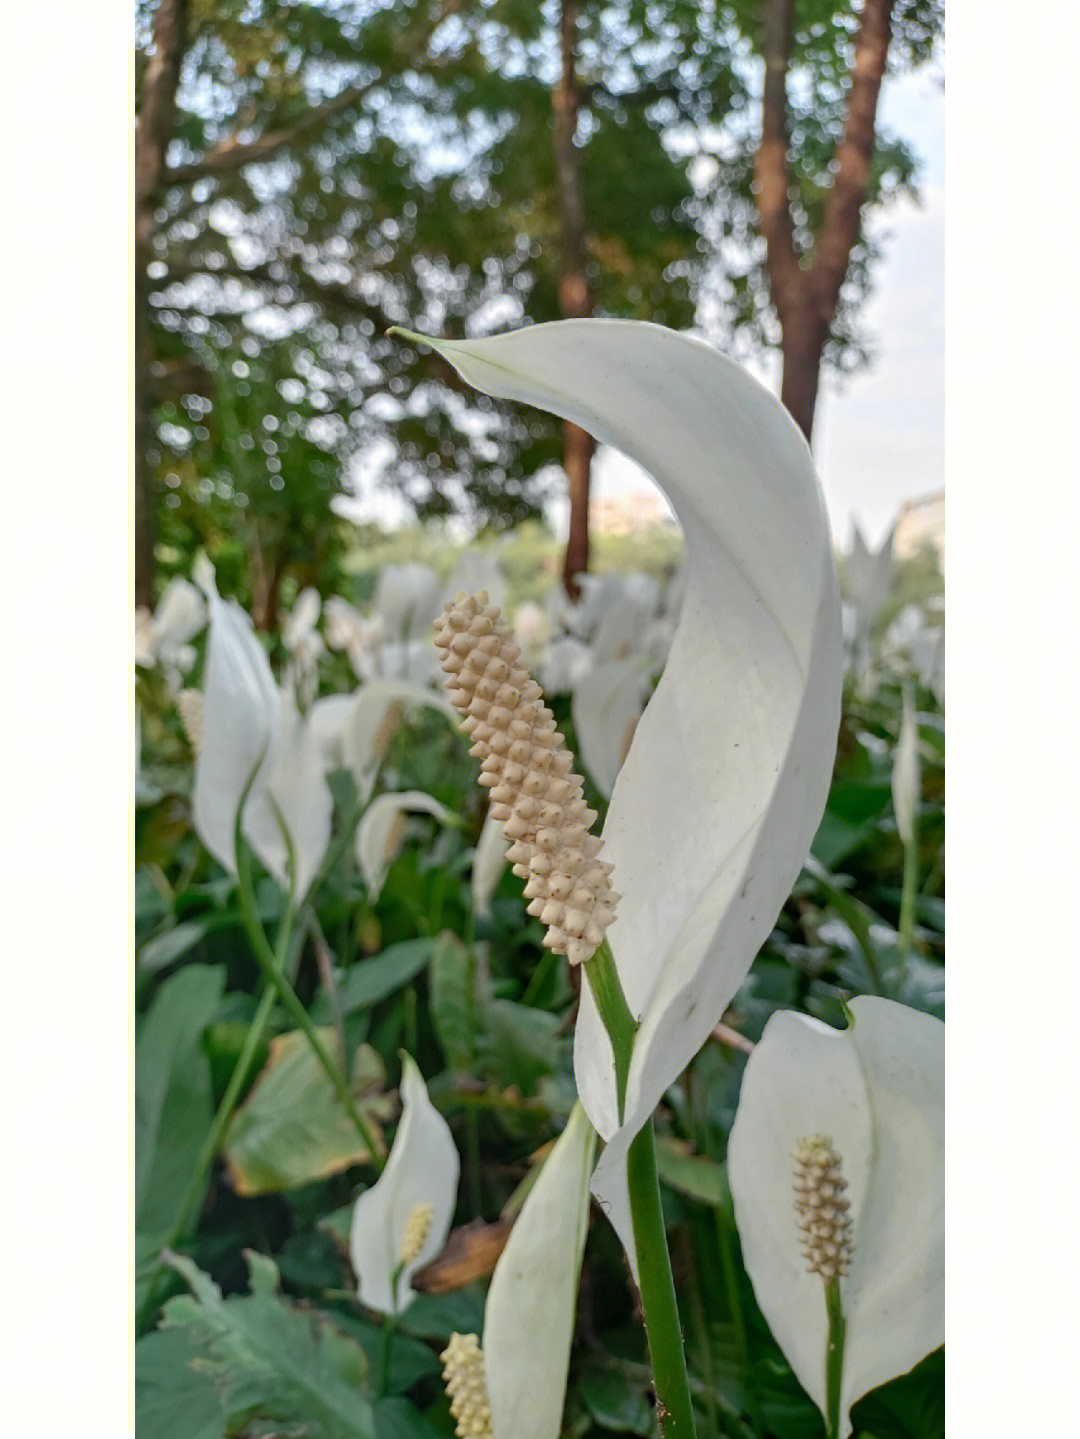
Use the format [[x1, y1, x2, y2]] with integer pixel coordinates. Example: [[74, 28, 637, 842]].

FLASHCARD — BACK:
[[397, 320, 843, 1253]]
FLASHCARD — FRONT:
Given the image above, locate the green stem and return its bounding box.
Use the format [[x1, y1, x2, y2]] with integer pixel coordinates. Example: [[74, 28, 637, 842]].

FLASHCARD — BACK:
[[583, 940, 697, 1438], [235, 846, 385, 1169], [626, 1121, 699, 1439], [824, 1279, 847, 1439], [582, 938, 636, 1115]]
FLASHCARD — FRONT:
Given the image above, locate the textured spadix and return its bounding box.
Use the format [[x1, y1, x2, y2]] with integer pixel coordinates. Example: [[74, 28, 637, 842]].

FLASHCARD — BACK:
[[398, 320, 843, 1252], [434, 593, 618, 966], [728, 998, 944, 1436]]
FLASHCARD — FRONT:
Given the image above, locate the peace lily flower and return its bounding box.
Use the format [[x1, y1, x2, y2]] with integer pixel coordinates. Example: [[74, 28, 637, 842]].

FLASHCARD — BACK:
[[727, 997, 944, 1438], [280, 586, 325, 706], [373, 562, 442, 644], [350, 1054, 459, 1315], [399, 320, 843, 1257], [134, 576, 207, 680], [441, 1102, 596, 1439], [355, 790, 456, 899], [192, 568, 332, 900]]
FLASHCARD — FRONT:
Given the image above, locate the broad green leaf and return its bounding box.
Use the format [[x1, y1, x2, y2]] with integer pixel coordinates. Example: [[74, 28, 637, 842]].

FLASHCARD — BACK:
[[850, 1348, 944, 1439], [334, 939, 436, 1013], [428, 931, 478, 1071], [161, 1250, 376, 1439], [331, 1309, 443, 1393], [373, 1397, 449, 1439], [482, 998, 563, 1095], [136, 965, 225, 1306], [578, 1368, 654, 1435], [224, 1031, 391, 1194], [135, 1327, 224, 1439], [653, 1136, 726, 1207]]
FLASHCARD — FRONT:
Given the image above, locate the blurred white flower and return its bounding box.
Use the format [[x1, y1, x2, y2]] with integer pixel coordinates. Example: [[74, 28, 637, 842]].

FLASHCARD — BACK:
[[444, 549, 509, 614], [192, 569, 332, 900], [408, 321, 842, 1263], [728, 998, 944, 1437], [134, 576, 207, 680], [374, 563, 442, 644], [471, 809, 509, 918], [341, 678, 459, 804], [842, 523, 894, 641], [570, 658, 649, 798], [350, 1054, 459, 1315], [355, 790, 455, 899], [377, 637, 443, 688], [281, 587, 325, 707], [891, 685, 920, 848]]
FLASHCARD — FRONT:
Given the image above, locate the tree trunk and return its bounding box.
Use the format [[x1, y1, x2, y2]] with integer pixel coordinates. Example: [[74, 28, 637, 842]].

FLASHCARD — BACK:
[[134, 0, 187, 607], [755, 0, 894, 445], [779, 303, 829, 446], [552, 0, 595, 598]]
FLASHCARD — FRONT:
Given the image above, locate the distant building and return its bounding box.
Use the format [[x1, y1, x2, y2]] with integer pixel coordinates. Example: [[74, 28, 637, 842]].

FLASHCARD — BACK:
[[894, 490, 945, 571], [589, 491, 672, 535]]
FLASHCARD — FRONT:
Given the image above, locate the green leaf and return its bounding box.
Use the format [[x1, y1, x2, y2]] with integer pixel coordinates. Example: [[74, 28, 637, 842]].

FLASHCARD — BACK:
[[373, 1397, 449, 1439], [578, 1367, 654, 1435], [851, 1348, 944, 1439], [138, 916, 234, 973], [812, 779, 891, 869], [334, 940, 436, 1013], [481, 998, 563, 1095], [136, 965, 225, 1306], [223, 1032, 392, 1194], [330, 1310, 443, 1393], [161, 1250, 377, 1439], [428, 931, 478, 1071], [654, 1137, 726, 1207], [135, 1326, 225, 1439]]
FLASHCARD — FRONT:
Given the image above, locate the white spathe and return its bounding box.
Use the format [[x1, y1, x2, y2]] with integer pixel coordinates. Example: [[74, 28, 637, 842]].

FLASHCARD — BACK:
[[373, 562, 442, 643], [349, 1054, 459, 1315], [727, 997, 944, 1437], [341, 678, 459, 804], [356, 789, 455, 898], [571, 658, 648, 798], [891, 684, 920, 848], [483, 1103, 596, 1439], [193, 575, 332, 900], [472, 808, 510, 918], [404, 320, 842, 1260]]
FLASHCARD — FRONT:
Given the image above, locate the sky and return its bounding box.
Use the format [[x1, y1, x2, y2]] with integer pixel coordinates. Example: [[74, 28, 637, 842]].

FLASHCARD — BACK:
[[340, 62, 945, 552]]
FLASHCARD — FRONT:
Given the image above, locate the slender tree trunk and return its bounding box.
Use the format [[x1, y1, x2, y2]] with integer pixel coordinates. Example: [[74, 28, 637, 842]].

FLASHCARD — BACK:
[[755, 0, 894, 445], [552, 0, 595, 598], [134, 0, 187, 606]]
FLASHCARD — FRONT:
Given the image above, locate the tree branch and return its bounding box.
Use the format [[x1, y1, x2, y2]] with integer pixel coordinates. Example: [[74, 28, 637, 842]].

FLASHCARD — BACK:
[[161, 0, 464, 190], [754, 0, 800, 320], [812, 0, 895, 315]]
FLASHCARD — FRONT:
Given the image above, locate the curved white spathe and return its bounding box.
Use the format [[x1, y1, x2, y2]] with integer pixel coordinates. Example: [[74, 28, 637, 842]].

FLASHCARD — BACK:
[[355, 789, 455, 899], [342, 678, 459, 804], [400, 320, 843, 1257], [727, 998, 944, 1437], [193, 575, 332, 900], [483, 1103, 596, 1439], [349, 1054, 459, 1315], [571, 658, 648, 798]]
